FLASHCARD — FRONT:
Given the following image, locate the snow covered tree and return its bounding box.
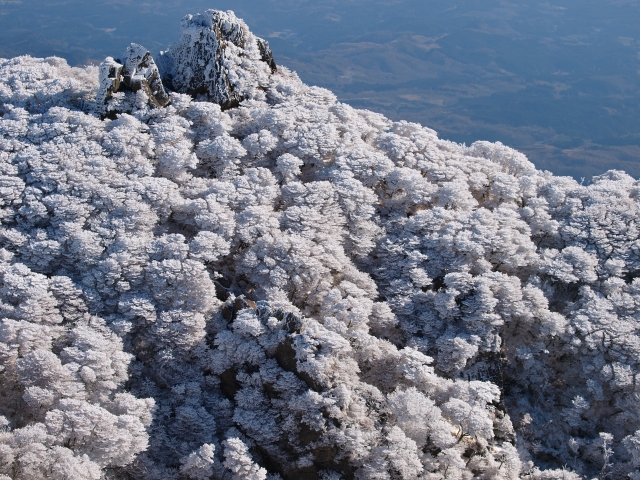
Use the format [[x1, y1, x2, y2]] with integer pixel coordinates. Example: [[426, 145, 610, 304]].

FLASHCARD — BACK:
[[1, 8, 640, 479]]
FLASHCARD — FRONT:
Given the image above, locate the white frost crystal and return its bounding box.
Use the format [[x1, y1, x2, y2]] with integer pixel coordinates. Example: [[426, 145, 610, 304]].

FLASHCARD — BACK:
[[0, 8, 639, 480]]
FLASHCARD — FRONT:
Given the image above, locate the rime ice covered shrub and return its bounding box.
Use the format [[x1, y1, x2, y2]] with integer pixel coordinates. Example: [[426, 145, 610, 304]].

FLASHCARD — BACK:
[[1, 10, 640, 479]]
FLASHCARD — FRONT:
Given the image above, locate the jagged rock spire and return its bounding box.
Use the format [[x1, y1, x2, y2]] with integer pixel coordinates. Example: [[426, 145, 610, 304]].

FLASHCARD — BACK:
[[158, 9, 276, 109], [96, 57, 124, 107], [97, 43, 170, 115], [121, 43, 171, 108]]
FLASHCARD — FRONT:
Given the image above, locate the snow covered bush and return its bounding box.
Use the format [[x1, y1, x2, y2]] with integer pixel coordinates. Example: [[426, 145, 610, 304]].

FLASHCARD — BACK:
[[1, 8, 639, 479]]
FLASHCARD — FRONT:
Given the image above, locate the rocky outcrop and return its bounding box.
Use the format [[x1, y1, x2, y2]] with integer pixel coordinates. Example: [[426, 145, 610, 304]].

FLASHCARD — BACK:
[[96, 57, 123, 106], [257, 38, 278, 73], [97, 43, 170, 115], [158, 9, 276, 109], [96, 10, 277, 114], [121, 43, 171, 108]]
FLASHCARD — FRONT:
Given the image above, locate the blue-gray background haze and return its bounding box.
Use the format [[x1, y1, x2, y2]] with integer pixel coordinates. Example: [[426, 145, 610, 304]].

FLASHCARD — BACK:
[[2, 0, 640, 180]]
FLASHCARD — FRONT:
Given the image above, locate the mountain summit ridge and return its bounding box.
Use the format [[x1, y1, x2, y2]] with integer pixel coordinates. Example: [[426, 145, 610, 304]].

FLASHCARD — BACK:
[[0, 9, 639, 480]]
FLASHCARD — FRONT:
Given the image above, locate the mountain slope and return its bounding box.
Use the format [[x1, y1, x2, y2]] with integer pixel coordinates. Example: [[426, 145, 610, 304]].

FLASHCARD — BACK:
[[0, 9, 639, 480]]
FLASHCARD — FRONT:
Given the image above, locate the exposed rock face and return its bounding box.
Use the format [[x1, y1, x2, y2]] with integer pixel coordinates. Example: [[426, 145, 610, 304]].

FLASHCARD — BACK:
[[158, 9, 276, 108], [257, 38, 277, 73], [97, 43, 170, 115], [96, 56, 123, 106], [121, 43, 171, 108]]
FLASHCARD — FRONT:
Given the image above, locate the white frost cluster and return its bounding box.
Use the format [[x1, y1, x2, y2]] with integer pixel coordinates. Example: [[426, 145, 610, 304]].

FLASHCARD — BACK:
[[0, 9, 640, 479]]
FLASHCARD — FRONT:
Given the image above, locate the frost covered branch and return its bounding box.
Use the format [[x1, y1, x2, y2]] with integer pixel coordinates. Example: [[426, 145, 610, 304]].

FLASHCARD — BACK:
[[0, 8, 639, 480]]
